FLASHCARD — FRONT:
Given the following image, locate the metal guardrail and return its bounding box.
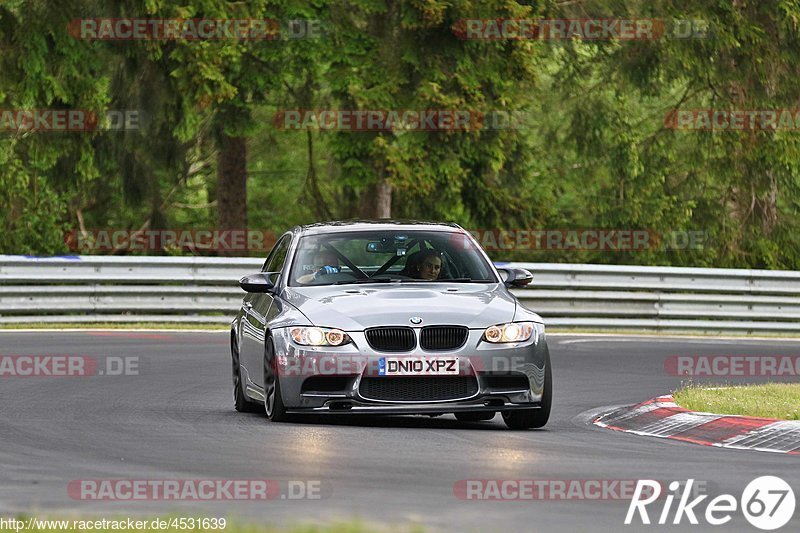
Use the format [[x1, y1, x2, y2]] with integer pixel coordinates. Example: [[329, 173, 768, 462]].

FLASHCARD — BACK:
[[1, 255, 800, 334]]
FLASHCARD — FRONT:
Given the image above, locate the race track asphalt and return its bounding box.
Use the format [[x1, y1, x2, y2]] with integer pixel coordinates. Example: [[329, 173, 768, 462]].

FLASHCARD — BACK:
[[0, 331, 798, 532]]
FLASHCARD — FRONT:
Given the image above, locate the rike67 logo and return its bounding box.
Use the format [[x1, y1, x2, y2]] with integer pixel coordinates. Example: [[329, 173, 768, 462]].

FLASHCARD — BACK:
[[626, 477, 796, 530]]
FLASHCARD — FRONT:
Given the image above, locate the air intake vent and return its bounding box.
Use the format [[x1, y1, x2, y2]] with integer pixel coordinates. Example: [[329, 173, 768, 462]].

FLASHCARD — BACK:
[[359, 376, 479, 401], [365, 327, 416, 352], [482, 373, 530, 391], [420, 326, 468, 351]]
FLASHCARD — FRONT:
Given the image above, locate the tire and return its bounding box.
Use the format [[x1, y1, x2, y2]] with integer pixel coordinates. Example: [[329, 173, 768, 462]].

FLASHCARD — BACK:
[[455, 411, 496, 422], [263, 337, 291, 422], [502, 352, 552, 430], [232, 334, 263, 413]]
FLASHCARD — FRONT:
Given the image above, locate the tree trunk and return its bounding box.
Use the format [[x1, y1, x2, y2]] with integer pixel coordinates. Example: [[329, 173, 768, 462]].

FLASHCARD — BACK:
[[217, 134, 247, 255], [358, 175, 392, 219], [374, 177, 392, 218], [304, 129, 332, 220]]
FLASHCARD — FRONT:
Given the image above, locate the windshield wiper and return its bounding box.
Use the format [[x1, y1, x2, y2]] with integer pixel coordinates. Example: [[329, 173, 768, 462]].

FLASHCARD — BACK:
[[440, 278, 494, 283], [333, 278, 395, 285], [332, 277, 495, 285], [383, 278, 495, 283]]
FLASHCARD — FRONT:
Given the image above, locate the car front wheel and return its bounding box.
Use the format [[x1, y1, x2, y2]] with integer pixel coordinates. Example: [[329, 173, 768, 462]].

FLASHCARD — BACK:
[[232, 334, 263, 413], [502, 353, 552, 430], [263, 337, 291, 422]]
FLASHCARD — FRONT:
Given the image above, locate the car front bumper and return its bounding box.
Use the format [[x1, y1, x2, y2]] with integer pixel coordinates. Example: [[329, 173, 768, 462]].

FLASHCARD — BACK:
[[270, 326, 549, 415]]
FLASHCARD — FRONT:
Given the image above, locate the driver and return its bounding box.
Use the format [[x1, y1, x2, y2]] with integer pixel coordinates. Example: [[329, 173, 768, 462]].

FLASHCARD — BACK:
[[412, 249, 443, 280], [296, 249, 340, 283]]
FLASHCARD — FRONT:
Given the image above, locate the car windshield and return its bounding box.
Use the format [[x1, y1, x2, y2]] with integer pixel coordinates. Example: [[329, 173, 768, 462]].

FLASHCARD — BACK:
[[288, 230, 498, 286]]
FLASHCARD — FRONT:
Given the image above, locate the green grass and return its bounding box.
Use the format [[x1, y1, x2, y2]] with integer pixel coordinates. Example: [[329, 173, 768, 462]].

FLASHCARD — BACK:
[[7, 518, 425, 533], [674, 383, 800, 420]]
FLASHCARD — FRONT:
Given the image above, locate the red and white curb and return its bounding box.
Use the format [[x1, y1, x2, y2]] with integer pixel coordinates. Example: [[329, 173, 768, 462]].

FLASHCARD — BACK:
[[594, 395, 800, 455]]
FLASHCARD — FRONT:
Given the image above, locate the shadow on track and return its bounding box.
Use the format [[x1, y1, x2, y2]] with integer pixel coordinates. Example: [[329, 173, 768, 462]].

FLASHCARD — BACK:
[[224, 409, 551, 431]]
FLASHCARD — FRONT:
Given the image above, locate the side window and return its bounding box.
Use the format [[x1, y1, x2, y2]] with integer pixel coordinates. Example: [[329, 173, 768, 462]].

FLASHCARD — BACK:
[[261, 237, 282, 271], [263, 235, 291, 273]]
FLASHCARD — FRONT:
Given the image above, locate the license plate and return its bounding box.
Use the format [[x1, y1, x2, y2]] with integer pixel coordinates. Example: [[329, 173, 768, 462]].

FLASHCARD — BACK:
[[378, 356, 459, 376]]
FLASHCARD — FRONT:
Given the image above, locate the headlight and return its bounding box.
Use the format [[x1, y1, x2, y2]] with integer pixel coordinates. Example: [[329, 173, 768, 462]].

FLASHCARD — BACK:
[[483, 322, 536, 343], [290, 326, 351, 346]]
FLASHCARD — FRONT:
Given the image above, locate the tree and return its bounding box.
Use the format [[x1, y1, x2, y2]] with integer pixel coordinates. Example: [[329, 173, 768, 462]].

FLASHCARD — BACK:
[[0, 0, 112, 254], [325, 0, 544, 222]]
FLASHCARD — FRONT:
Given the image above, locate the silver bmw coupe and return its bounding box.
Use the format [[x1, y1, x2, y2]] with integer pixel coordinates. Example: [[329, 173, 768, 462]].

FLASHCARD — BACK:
[[230, 220, 552, 429]]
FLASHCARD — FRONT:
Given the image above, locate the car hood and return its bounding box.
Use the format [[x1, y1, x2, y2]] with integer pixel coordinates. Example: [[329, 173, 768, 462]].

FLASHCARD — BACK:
[[282, 283, 517, 331]]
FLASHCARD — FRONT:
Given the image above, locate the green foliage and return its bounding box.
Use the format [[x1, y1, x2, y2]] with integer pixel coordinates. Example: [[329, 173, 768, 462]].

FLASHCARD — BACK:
[[2, 0, 800, 269]]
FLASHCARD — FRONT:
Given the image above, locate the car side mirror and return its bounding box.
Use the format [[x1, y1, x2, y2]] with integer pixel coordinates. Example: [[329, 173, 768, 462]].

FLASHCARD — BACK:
[[497, 267, 534, 288], [239, 272, 277, 293]]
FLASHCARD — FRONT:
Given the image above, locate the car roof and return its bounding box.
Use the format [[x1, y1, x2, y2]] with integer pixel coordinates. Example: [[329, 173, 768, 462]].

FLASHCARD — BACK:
[[295, 219, 463, 236]]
